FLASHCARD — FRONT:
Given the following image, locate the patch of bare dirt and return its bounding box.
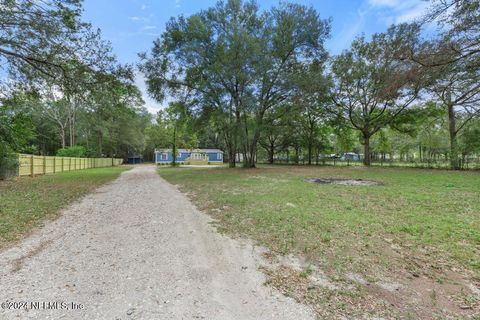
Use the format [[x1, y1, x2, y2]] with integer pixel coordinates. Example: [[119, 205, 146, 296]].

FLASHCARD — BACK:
[[261, 249, 480, 319], [305, 177, 384, 186]]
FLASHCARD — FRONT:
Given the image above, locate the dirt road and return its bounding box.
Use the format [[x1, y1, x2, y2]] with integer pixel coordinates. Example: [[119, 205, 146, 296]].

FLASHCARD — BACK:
[[0, 166, 313, 319]]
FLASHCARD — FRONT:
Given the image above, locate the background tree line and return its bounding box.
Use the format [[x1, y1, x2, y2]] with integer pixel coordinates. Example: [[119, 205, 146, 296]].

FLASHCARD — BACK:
[[0, 0, 150, 178], [142, 0, 479, 170], [1, 0, 479, 175]]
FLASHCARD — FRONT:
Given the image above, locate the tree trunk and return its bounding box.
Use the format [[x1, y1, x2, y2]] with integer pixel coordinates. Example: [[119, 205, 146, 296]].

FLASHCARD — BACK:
[[223, 128, 236, 168], [69, 110, 76, 146], [307, 142, 312, 165], [269, 144, 274, 164], [60, 127, 66, 149], [228, 152, 236, 168], [363, 135, 371, 166], [225, 137, 236, 168], [448, 103, 460, 170], [98, 130, 103, 156], [243, 124, 261, 168], [172, 125, 177, 166], [244, 144, 257, 168]]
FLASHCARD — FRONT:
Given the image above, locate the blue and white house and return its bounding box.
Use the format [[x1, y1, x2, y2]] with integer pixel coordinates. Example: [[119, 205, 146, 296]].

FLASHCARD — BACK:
[[154, 148, 224, 165]]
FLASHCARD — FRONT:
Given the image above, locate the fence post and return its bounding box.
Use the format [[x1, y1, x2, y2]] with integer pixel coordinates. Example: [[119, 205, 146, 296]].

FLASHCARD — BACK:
[[62, 157, 64, 172], [43, 156, 46, 175], [53, 157, 56, 173]]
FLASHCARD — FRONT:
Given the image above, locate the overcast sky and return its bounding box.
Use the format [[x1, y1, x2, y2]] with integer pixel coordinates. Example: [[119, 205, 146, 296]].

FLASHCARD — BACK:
[[82, 0, 430, 114]]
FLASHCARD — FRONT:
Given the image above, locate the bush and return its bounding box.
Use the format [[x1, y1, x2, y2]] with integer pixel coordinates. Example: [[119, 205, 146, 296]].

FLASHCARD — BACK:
[[0, 151, 18, 180], [56, 146, 89, 157]]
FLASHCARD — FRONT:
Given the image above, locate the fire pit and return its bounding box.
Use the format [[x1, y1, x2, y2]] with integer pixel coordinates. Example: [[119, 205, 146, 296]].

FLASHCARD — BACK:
[[305, 178, 384, 186]]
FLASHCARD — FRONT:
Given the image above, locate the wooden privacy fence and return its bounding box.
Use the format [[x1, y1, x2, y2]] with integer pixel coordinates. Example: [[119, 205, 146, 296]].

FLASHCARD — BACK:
[[17, 154, 123, 177]]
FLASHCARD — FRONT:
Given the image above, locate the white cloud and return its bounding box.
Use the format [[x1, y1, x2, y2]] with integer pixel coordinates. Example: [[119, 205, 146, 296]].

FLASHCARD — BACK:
[[141, 4, 148, 10], [142, 25, 157, 30], [327, 8, 368, 54], [368, 0, 400, 7], [368, 0, 429, 24], [175, 0, 181, 8], [129, 16, 150, 23], [394, 1, 429, 23]]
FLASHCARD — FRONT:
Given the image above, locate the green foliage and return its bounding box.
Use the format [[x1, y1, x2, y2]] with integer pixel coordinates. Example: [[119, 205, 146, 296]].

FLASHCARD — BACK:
[[145, 104, 199, 151], [333, 126, 358, 154], [0, 93, 35, 179], [330, 25, 426, 165], [1, 1, 148, 161], [0, 0, 113, 82], [459, 119, 480, 157], [2, 68, 150, 159], [0, 148, 18, 180], [141, 0, 331, 167], [56, 146, 89, 157], [0, 93, 35, 151]]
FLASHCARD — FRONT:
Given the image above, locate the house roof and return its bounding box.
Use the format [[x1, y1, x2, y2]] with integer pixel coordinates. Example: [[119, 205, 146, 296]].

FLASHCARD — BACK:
[[155, 148, 223, 153]]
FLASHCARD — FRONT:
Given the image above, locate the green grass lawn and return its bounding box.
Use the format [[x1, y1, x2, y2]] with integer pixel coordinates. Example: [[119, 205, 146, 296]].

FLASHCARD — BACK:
[[159, 165, 480, 318], [0, 166, 130, 248]]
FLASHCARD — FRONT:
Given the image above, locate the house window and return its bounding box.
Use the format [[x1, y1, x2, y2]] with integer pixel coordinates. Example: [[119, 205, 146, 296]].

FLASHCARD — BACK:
[[217, 153, 222, 160], [161, 153, 168, 160]]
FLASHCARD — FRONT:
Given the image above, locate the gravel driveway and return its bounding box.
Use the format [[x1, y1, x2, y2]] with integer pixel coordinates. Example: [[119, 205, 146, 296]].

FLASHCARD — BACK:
[[0, 165, 313, 320]]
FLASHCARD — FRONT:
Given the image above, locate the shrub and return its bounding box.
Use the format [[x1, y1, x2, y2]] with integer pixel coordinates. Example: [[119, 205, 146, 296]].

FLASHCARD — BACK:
[[0, 149, 18, 180], [56, 146, 89, 157]]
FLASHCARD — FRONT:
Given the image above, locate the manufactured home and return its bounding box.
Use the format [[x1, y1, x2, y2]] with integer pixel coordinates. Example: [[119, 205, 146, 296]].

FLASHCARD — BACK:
[[154, 149, 223, 165]]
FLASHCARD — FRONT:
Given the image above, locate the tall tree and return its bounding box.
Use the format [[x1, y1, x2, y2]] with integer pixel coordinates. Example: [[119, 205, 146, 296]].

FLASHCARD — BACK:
[[145, 103, 199, 165], [427, 61, 480, 169], [330, 26, 425, 166], [401, 1, 480, 168], [293, 64, 331, 164], [140, 0, 330, 168], [0, 0, 128, 165]]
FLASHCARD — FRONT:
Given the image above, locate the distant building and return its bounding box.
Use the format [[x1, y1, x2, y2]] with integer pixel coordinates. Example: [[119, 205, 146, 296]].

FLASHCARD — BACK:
[[340, 152, 361, 161], [154, 148, 223, 165], [126, 154, 143, 164]]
